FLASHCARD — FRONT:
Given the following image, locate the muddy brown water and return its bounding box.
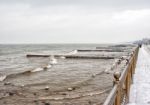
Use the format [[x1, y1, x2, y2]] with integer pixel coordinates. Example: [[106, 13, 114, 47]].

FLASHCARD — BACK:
[[0, 44, 136, 105]]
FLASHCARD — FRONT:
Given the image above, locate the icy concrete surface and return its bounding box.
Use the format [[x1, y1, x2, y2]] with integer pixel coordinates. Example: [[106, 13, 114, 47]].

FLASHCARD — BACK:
[[127, 47, 150, 105]]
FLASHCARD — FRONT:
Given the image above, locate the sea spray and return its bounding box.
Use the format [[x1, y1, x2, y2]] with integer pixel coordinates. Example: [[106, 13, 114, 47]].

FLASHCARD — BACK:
[[46, 64, 52, 69], [60, 56, 66, 59], [49, 55, 57, 64], [67, 50, 78, 55], [0, 75, 7, 81]]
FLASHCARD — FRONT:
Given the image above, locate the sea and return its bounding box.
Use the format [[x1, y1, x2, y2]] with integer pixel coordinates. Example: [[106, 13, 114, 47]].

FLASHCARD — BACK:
[[1, 44, 130, 105], [0, 44, 111, 87]]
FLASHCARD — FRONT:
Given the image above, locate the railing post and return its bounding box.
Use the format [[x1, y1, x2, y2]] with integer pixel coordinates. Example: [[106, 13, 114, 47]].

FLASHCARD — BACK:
[[131, 60, 134, 82], [125, 63, 132, 102], [114, 72, 121, 105], [125, 65, 130, 102], [132, 55, 135, 74]]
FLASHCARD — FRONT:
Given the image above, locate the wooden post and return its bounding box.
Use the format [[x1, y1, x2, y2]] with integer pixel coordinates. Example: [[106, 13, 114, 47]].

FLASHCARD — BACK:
[[132, 55, 135, 74], [114, 72, 121, 105], [131, 60, 134, 82], [125, 69, 129, 102]]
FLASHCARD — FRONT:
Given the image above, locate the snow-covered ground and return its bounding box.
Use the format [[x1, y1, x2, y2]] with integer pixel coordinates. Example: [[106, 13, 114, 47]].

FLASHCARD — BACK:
[[127, 46, 150, 105]]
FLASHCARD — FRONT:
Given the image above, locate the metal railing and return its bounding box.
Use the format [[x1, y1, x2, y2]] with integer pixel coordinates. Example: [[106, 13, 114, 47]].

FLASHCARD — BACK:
[[103, 46, 139, 105]]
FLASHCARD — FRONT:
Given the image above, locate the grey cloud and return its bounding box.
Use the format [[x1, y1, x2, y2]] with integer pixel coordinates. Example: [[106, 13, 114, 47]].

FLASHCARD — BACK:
[[1, 0, 150, 9], [0, 0, 150, 43]]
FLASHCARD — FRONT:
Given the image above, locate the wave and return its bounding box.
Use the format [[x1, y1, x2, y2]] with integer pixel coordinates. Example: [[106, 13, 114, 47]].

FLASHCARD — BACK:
[[45, 64, 52, 69], [0, 64, 52, 82], [26, 64, 52, 73], [67, 50, 78, 55], [59, 56, 66, 59], [38, 88, 111, 101], [0, 75, 7, 81], [30, 67, 44, 73], [49, 56, 57, 64]]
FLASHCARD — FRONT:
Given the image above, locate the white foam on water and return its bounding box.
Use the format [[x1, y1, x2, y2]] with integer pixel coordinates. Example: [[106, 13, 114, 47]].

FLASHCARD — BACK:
[[114, 59, 119, 64], [49, 56, 57, 64], [67, 50, 78, 55], [46, 64, 52, 69], [31, 67, 44, 72], [60, 56, 66, 59], [122, 56, 128, 59], [0, 75, 7, 81]]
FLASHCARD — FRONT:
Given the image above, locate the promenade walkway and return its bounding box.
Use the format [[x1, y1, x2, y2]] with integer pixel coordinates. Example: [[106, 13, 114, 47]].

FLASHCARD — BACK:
[[127, 46, 150, 105]]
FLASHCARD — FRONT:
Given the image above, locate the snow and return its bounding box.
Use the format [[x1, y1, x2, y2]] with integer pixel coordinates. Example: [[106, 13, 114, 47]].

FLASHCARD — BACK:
[[127, 46, 150, 105]]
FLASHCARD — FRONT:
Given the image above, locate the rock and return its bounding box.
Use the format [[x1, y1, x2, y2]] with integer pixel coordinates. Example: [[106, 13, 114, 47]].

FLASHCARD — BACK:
[[72, 87, 76, 90], [18, 92, 23, 95], [88, 100, 92, 104], [121, 56, 124, 60], [4, 82, 11, 85], [67, 88, 73, 91], [21, 84, 24, 87], [44, 102, 50, 105], [61, 93, 67, 95], [67, 87, 75, 91], [33, 93, 37, 96], [43, 67, 47, 70], [125, 59, 129, 65], [92, 74, 95, 78], [3, 101, 6, 104], [33, 100, 37, 103], [117, 59, 121, 64], [8, 92, 14, 96], [45, 86, 49, 90]]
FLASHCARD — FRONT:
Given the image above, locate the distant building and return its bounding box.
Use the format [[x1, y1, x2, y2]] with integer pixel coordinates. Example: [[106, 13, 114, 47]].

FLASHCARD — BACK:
[[134, 38, 150, 45], [142, 38, 150, 45]]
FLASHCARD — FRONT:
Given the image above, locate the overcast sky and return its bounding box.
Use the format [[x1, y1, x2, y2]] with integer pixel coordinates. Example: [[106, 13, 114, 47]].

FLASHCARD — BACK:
[[0, 0, 150, 44]]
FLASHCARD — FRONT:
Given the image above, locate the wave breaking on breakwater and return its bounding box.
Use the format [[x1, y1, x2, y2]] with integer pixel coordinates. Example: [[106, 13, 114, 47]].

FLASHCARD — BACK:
[[67, 50, 78, 55], [49, 56, 58, 64]]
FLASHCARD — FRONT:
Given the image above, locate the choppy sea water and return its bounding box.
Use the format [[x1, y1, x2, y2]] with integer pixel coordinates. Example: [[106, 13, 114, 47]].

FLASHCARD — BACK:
[[0, 44, 111, 85], [0, 44, 134, 105]]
